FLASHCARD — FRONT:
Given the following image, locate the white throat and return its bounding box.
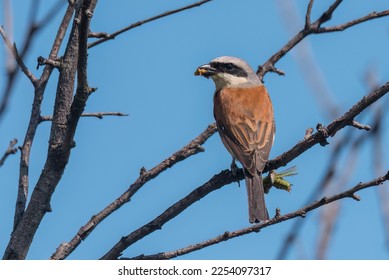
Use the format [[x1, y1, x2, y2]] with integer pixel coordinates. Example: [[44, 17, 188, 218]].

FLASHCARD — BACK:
[[211, 73, 252, 91]]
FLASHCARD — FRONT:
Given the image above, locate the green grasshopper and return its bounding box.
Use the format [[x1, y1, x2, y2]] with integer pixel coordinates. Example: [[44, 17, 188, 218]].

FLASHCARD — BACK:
[[263, 166, 297, 193]]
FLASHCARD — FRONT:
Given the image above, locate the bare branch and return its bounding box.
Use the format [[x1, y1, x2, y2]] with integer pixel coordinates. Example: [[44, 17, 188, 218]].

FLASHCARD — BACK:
[[315, 135, 360, 259], [0, 26, 37, 85], [0, 0, 65, 123], [50, 123, 216, 260], [88, 31, 109, 38], [277, 128, 354, 259], [276, 101, 381, 259], [317, 10, 389, 33], [305, 0, 315, 28], [257, 1, 389, 80], [315, 0, 343, 27], [13, 2, 75, 239], [3, 1, 98, 260], [351, 120, 371, 131], [88, 0, 213, 49], [100, 168, 234, 260], [100, 80, 389, 260], [370, 92, 389, 252], [39, 112, 129, 122], [128, 172, 389, 260], [277, 0, 340, 119], [0, 139, 18, 167], [269, 81, 389, 169]]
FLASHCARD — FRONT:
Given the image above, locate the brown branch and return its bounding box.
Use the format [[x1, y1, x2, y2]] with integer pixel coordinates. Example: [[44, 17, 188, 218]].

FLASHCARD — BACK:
[[269, 81, 389, 169], [316, 0, 343, 25], [305, 0, 315, 28], [257, 0, 389, 80], [100, 168, 234, 260], [277, 121, 375, 259], [317, 10, 389, 33], [371, 94, 389, 252], [315, 134, 360, 259], [12, 4, 75, 236], [39, 112, 128, 122], [129, 172, 389, 260], [0, 26, 37, 85], [0, 139, 18, 167], [50, 123, 216, 260], [3, 1, 98, 260], [87, 0, 213, 49], [0, 1, 65, 99], [351, 120, 370, 131], [277, 1, 340, 119], [276, 127, 354, 259], [88, 31, 109, 38], [100, 80, 389, 260]]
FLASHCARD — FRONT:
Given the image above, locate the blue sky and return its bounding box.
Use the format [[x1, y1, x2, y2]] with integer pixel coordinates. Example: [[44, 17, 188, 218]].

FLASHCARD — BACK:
[[0, 0, 388, 260]]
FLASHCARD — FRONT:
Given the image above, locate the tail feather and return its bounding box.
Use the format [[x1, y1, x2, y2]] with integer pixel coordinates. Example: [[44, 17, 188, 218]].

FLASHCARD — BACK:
[[245, 172, 269, 223]]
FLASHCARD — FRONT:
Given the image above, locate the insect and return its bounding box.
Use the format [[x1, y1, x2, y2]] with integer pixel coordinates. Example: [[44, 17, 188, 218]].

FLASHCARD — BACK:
[[263, 166, 298, 193]]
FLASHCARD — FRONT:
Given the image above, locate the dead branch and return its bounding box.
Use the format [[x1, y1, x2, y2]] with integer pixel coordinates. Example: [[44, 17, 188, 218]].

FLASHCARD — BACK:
[[276, 0, 339, 119], [128, 171, 389, 260], [87, 0, 213, 49], [3, 0, 97, 260], [0, 0, 64, 122], [257, 0, 389, 80], [50, 123, 216, 260], [0, 139, 18, 167], [12, 3, 75, 239], [39, 112, 129, 122], [315, 135, 360, 259], [0, 26, 37, 85]]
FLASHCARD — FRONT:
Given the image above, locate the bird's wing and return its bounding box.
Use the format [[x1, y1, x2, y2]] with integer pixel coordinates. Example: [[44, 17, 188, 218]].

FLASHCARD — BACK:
[[214, 86, 275, 176]]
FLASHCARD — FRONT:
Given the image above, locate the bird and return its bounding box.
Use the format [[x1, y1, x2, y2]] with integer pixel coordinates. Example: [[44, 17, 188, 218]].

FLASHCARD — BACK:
[[194, 56, 275, 223]]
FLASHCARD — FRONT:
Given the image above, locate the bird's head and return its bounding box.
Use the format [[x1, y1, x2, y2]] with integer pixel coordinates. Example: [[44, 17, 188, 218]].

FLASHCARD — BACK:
[[194, 56, 261, 90]]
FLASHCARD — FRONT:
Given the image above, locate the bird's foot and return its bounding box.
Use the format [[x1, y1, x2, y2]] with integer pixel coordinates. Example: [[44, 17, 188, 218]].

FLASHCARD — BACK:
[[230, 159, 241, 187]]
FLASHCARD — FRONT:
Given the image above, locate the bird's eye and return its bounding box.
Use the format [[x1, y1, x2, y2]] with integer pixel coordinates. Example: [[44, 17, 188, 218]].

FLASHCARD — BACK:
[[224, 63, 234, 71]]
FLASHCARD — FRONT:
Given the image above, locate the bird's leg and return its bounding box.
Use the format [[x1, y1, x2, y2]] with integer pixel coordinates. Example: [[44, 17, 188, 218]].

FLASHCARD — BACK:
[[230, 158, 241, 187], [269, 170, 276, 185]]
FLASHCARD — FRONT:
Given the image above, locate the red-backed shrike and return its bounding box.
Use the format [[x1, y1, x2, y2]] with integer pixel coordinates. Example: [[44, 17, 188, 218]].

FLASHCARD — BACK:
[[195, 56, 275, 223]]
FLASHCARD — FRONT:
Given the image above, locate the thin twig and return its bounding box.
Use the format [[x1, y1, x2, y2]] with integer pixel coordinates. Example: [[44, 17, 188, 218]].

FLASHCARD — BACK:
[[128, 172, 389, 260], [277, 0, 339, 119], [88, 0, 213, 49], [0, 1, 64, 123], [316, 0, 343, 26], [0, 26, 37, 85], [317, 10, 389, 33], [257, 0, 389, 80], [50, 123, 216, 260], [351, 120, 370, 131], [0, 139, 18, 167], [39, 112, 129, 122], [305, 0, 315, 28]]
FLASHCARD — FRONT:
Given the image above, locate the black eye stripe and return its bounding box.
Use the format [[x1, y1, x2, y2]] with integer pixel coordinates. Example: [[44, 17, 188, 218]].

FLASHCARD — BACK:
[[209, 62, 248, 77]]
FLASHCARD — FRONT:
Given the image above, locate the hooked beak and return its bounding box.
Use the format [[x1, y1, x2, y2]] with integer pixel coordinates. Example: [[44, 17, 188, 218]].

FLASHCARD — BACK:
[[194, 64, 217, 78]]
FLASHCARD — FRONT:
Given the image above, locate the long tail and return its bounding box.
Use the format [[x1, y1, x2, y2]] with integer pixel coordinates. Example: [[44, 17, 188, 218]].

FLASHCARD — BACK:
[[245, 172, 269, 223]]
